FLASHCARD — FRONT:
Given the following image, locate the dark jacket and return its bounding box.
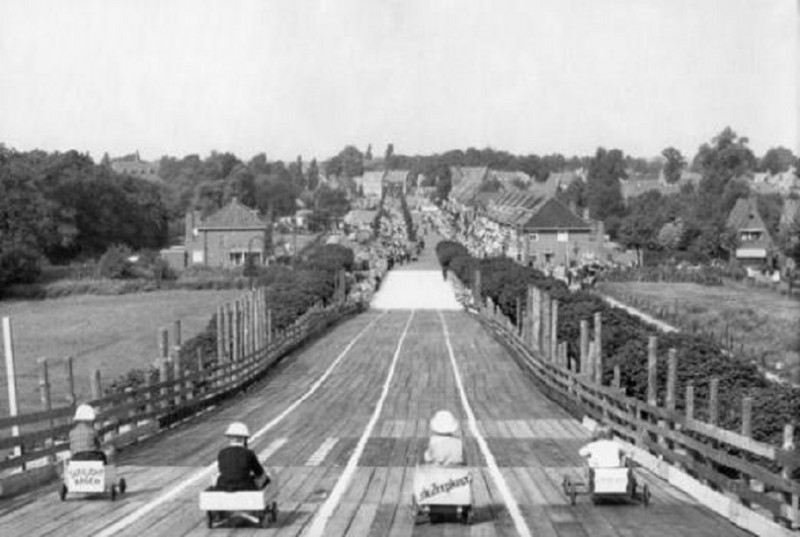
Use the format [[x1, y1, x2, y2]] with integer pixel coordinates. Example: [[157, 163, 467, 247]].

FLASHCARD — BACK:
[[216, 445, 266, 491]]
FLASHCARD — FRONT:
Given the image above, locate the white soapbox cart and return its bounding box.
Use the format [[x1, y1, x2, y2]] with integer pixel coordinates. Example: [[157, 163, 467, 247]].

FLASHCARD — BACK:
[[562, 462, 650, 507], [58, 459, 126, 501], [199, 473, 278, 528], [411, 465, 473, 524]]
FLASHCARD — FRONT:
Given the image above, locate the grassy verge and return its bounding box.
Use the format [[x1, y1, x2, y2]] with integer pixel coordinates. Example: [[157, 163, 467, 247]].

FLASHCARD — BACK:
[[598, 281, 800, 380]]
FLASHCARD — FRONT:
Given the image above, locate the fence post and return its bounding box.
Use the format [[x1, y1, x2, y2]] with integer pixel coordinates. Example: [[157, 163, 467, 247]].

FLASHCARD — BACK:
[[647, 336, 658, 406], [550, 300, 559, 362], [541, 293, 551, 358], [708, 378, 719, 426], [38, 358, 55, 462], [612, 365, 621, 391], [685, 383, 695, 420], [173, 358, 182, 407], [233, 301, 241, 362], [159, 360, 170, 410], [531, 287, 541, 352], [580, 320, 589, 376], [266, 309, 272, 345], [217, 306, 226, 363], [593, 312, 602, 379], [666, 349, 677, 412], [782, 424, 799, 528], [159, 328, 169, 361], [90, 369, 102, 400], [145, 369, 154, 415], [473, 269, 482, 308], [2, 317, 22, 458], [64, 356, 76, 407]]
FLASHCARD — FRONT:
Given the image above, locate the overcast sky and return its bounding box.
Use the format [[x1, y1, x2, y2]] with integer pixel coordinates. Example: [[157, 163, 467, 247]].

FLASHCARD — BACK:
[[0, 0, 796, 163]]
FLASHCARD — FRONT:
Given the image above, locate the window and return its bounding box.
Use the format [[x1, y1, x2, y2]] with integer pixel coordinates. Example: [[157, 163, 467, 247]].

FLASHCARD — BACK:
[[528, 233, 539, 242], [229, 252, 244, 266], [557, 231, 569, 242]]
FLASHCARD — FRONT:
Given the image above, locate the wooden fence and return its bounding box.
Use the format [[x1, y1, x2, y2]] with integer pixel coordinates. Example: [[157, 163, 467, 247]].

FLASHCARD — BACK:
[[473, 277, 800, 531], [0, 287, 359, 479]]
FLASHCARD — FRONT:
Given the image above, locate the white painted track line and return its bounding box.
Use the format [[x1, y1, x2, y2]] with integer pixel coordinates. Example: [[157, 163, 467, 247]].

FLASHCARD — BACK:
[[94, 313, 386, 537], [302, 310, 415, 537], [438, 311, 533, 537]]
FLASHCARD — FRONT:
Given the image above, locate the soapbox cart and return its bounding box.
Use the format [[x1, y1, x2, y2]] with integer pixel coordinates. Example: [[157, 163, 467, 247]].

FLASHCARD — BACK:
[[199, 474, 278, 528], [58, 459, 126, 501], [562, 464, 650, 507], [411, 465, 473, 524]]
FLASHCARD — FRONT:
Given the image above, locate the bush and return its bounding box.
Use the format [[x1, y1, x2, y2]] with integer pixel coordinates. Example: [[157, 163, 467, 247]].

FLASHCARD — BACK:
[[437, 238, 800, 448], [96, 245, 134, 279]]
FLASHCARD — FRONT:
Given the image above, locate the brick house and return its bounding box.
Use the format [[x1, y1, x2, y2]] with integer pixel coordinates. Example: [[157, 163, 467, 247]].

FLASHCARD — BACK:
[[726, 197, 776, 267], [185, 198, 271, 268]]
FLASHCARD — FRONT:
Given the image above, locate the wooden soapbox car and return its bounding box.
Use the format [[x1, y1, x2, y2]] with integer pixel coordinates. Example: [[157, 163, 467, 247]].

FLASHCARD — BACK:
[[58, 459, 126, 501], [199, 473, 278, 528], [411, 465, 473, 524], [562, 461, 650, 507]]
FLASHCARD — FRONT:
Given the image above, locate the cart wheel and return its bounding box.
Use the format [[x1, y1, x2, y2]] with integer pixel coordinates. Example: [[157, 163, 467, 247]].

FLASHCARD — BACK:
[[271, 501, 278, 523], [642, 484, 651, 507], [206, 511, 214, 529], [630, 478, 637, 499], [461, 506, 472, 525], [110, 485, 117, 501], [119, 478, 127, 495], [59, 484, 68, 502]]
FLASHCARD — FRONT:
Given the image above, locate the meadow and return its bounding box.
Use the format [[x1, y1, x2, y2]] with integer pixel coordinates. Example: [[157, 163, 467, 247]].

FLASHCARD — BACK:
[[598, 280, 800, 379], [0, 289, 243, 414]]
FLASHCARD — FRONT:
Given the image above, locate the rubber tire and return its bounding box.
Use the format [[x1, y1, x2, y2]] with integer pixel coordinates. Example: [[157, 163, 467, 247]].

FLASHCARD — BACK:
[[206, 511, 214, 529], [271, 502, 278, 523], [110, 485, 117, 501], [119, 478, 126, 495], [642, 484, 651, 507], [59, 484, 67, 502]]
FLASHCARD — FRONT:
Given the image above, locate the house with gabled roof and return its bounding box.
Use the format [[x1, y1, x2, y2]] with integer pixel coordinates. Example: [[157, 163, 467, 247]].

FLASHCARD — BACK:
[[184, 197, 271, 268], [384, 170, 410, 196], [726, 197, 775, 267]]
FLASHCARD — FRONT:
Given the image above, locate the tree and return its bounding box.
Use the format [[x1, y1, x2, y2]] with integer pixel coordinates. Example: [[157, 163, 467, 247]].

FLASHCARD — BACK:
[[326, 146, 363, 179], [661, 147, 686, 184], [617, 190, 666, 264], [384, 143, 394, 164], [289, 155, 306, 190], [586, 148, 626, 225], [365, 144, 373, 160], [307, 158, 320, 191], [760, 146, 796, 175], [223, 164, 257, 207], [693, 127, 756, 196]]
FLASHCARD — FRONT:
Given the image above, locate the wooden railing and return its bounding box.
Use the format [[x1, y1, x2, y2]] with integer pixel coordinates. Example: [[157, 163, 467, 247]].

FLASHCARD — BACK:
[[473, 281, 800, 532], [0, 288, 360, 477]]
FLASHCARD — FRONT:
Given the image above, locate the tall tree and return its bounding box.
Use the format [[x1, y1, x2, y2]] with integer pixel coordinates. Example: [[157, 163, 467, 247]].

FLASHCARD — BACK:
[[661, 147, 686, 184], [585, 147, 626, 226], [307, 158, 320, 191], [760, 146, 796, 175], [693, 127, 756, 196]]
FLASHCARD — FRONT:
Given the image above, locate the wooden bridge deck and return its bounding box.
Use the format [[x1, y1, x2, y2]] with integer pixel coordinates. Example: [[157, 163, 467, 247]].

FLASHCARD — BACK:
[[0, 306, 753, 536]]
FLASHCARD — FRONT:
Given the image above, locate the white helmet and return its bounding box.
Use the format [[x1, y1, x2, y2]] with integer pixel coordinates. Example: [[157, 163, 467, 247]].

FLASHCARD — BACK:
[[224, 422, 250, 438], [74, 404, 96, 422]]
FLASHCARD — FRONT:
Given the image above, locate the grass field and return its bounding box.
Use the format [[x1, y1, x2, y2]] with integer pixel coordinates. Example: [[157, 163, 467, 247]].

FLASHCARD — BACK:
[[0, 289, 244, 414], [599, 281, 800, 379]]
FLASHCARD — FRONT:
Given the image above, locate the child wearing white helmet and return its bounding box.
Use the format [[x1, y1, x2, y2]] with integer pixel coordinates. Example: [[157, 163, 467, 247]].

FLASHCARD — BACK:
[[215, 421, 268, 491], [423, 410, 464, 466], [69, 404, 107, 463]]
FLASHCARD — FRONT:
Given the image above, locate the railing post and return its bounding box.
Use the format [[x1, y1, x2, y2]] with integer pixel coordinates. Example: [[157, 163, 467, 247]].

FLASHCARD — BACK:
[[531, 287, 541, 352], [233, 301, 241, 362], [541, 293, 551, 358], [666, 348, 677, 411], [266, 309, 273, 345], [64, 356, 76, 407], [708, 378, 719, 426], [593, 312, 602, 378], [550, 300, 559, 362], [685, 382, 695, 420], [216, 306, 226, 363], [159, 360, 170, 409], [612, 365, 621, 391], [159, 328, 169, 361], [38, 358, 55, 463], [647, 336, 658, 406], [580, 320, 589, 377], [90, 369, 102, 400], [3, 317, 22, 458], [144, 369, 154, 415], [782, 424, 798, 528], [173, 358, 182, 407]]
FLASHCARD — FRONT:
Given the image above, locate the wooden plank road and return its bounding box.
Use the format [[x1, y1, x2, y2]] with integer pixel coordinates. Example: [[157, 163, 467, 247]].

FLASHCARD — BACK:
[[0, 307, 754, 536]]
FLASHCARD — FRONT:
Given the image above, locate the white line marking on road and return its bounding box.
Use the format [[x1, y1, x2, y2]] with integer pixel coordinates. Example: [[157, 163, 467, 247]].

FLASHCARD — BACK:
[[94, 313, 386, 537], [438, 311, 533, 537], [306, 437, 338, 466], [259, 437, 289, 461], [303, 310, 415, 537]]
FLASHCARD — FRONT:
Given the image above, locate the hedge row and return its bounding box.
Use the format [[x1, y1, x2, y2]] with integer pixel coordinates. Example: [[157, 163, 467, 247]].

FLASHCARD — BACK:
[[436, 240, 800, 448], [105, 244, 356, 395]]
